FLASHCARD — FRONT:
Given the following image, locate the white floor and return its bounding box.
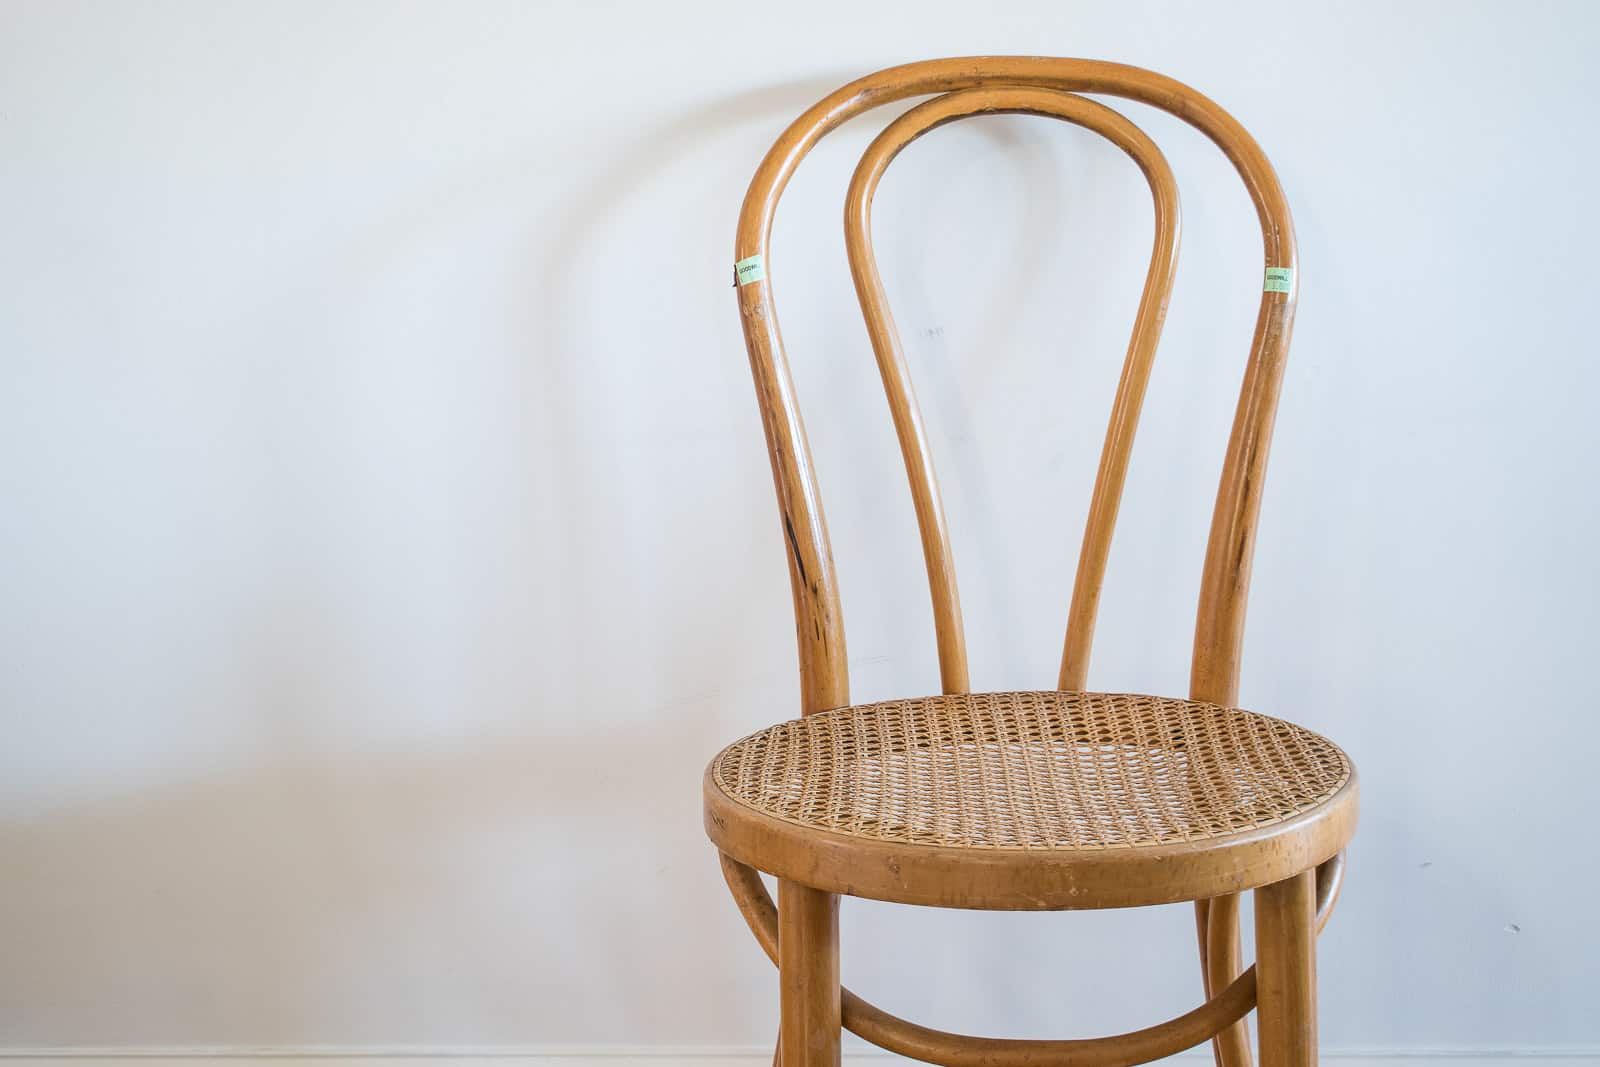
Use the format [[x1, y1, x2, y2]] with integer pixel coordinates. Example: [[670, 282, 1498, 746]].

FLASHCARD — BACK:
[[3, 1051, 1598, 1066]]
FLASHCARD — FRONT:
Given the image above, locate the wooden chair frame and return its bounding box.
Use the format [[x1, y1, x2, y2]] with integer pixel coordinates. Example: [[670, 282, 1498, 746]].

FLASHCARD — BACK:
[[708, 56, 1352, 1067]]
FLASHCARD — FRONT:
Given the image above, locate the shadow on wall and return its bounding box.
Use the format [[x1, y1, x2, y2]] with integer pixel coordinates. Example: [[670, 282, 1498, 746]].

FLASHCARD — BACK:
[[0, 76, 852, 1047]]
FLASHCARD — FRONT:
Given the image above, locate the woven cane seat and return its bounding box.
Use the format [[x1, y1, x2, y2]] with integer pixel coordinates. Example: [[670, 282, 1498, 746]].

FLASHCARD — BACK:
[[703, 690, 1358, 909]]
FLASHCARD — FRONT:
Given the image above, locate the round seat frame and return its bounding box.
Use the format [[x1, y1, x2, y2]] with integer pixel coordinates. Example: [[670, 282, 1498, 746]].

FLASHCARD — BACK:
[[707, 690, 1357, 910]]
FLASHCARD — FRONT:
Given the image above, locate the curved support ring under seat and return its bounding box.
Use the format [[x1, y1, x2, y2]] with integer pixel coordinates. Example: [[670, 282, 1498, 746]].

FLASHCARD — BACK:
[[718, 851, 1347, 1067]]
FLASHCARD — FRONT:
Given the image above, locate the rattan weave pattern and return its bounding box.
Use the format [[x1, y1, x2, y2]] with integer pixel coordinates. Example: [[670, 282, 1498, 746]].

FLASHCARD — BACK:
[[710, 691, 1350, 851]]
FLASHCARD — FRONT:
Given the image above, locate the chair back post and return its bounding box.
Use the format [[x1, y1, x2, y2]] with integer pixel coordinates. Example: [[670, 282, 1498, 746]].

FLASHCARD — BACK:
[[733, 57, 1297, 715]]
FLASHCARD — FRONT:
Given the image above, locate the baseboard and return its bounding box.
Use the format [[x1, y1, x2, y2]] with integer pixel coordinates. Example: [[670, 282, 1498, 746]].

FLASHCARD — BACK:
[[1, 1049, 1595, 1066]]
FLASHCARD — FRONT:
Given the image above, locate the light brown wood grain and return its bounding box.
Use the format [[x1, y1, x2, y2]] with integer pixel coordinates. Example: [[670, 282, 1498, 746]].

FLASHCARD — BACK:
[[1256, 871, 1318, 1067], [842, 87, 1180, 697], [778, 880, 840, 1067], [711, 55, 1347, 1067], [732, 56, 1296, 718], [721, 853, 1348, 1067], [1205, 892, 1254, 1067], [706, 754, 1355, 909]]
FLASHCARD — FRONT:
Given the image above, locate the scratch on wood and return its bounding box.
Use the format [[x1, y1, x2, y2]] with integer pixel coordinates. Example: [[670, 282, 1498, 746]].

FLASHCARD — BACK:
[[783, 513, 809, 588]]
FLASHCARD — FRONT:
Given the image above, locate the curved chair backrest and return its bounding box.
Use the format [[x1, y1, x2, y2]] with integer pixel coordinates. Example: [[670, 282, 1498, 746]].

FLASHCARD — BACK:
[[733, 57, 1297, 716]]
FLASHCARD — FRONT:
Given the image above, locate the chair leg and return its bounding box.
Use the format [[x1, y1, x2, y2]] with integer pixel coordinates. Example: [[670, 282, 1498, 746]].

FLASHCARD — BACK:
[[1255, 870, 1318, 1067], [1194, 898, 1211, 983], [1195, 900, 1221, 1066], [1206, 894, 1254, 1067], [778, 879, 840, 1067]]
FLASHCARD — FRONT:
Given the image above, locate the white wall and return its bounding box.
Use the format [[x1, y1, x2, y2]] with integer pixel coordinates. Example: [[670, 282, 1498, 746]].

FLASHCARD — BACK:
[[3, 0, 1597, 1056]]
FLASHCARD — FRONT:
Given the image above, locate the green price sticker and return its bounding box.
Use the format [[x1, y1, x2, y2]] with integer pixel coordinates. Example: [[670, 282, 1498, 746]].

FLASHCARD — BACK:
[[1263, 266, 1294, 294], [735, 254, 766, 286]]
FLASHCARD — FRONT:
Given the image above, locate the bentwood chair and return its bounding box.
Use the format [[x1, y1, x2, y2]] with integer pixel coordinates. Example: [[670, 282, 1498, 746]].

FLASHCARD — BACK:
[[703, 58, 1357, 1067]]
